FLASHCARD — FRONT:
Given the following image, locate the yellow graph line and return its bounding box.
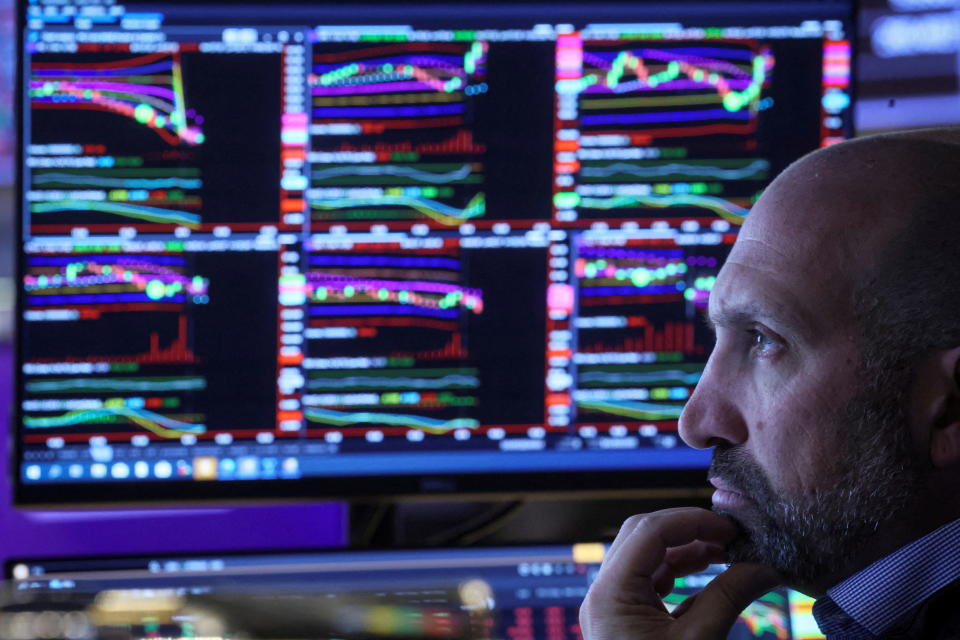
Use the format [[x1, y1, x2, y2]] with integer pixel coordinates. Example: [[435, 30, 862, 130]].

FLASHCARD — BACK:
[[171, 54, 188, 140], [125, 413, 204, 438], [577, 401, 684, 421]]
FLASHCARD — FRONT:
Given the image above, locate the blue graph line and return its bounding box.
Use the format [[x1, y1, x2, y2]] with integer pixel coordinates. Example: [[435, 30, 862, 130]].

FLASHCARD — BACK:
[[33, 174, 202, 189], [313, 103, 466, 118], [581, 108, 752, 126], [309, 305, 460, 319], [312, 164, 473, 184]]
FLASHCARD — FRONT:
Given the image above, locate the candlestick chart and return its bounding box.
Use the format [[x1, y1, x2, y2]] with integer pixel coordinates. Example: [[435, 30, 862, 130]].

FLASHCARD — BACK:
[[302, 241, 486, 439], [20, 253, 211, 441], [571, 237, 727, 428], [28, 51, 206, 229], [308, 42, 489, 227], [559, 39, 774, 225]]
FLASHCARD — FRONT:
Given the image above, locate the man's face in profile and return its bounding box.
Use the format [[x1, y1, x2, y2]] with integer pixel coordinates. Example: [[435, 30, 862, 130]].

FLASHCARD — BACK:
[[676, 165, 926, 588], [706, 368, 921, 586]]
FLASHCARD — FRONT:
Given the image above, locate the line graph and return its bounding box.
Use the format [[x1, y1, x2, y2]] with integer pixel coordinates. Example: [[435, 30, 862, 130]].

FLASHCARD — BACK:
[[309, 41, 488, 227], [24, 406, 206, 439], [28, 51, 208, 230], [578, 193, 751, 224], [30, 200, 202, 226], [29, 167, 203, 226], [306, 269, 483, 312], [576, 42, 774, 136], [26, 377, 207, 393], [304, 243, 483, 439], [577, 366, 702, 387], [307, 368, 479, 391], [25, 255, 209, 311], [32, 168, 202, 190], [31, 52, 204, 146], [307, 249, 483, 326], [555, 37, 775, 225], [21, 249, 211, 445], [305, 408, 479, 434], [572, 239, 726, 429], [575, 400, 684, 421], [310, 191, 485, 225], [311, 162, 480, 184], [578, 159, 769, 181]]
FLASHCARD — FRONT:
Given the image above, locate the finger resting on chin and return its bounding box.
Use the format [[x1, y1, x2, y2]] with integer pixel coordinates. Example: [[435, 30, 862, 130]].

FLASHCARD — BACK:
[[651, 541, 726, 597], [599, 509, 738, 587]]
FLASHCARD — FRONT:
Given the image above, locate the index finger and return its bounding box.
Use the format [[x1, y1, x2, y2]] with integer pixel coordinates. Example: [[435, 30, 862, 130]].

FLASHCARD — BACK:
[[600, 508, 738, 597]]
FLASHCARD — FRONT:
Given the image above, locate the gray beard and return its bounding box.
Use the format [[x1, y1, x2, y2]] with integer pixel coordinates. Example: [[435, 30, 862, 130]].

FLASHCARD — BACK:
[[709, 361, 927, 586]]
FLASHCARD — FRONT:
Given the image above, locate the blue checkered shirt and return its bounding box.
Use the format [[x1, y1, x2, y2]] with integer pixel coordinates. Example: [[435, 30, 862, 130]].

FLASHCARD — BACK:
[[812, 518, 960, 639]]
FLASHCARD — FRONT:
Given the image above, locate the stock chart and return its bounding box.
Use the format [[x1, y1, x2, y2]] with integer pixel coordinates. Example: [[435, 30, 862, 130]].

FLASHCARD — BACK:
[[15, 0, 853, 497]]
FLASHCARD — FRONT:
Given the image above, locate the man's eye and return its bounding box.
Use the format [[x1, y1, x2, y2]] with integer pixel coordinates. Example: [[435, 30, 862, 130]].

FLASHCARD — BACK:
[[749, 329, 780, 355]]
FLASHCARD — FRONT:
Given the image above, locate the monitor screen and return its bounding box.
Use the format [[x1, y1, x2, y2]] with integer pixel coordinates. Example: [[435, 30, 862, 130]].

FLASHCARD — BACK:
[[15, 0, 855, 504], [6, 543, 825, 640]]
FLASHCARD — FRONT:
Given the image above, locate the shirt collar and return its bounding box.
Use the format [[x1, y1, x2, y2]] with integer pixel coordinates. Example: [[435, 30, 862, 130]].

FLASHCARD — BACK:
[[820, 518, 960, 636], [812, 596, 871, 638]]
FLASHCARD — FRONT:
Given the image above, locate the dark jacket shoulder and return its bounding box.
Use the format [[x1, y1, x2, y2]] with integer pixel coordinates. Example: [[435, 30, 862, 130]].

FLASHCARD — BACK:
[[879, 577, 960, 639]]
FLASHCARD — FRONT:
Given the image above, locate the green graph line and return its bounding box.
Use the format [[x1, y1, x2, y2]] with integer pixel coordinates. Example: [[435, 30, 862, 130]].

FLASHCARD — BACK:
[[310, 192, 485, 225], [33, 173, 202, 189], [311, 163, 475, 184], [32, 200, 201, 226], [579, 159, 769, 181], [579, 193, 749, 224], [308, 375, 480, 390], [24, 407, 206, 438], [578, 370, 702, 386], [577, 400, 684, 420], [305, 408, 479, 434], [27, 377, 207, 393]]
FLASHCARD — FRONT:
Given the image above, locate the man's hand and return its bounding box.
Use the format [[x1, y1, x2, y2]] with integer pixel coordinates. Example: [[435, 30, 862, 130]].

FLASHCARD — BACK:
[[579, 507, 782, 640]]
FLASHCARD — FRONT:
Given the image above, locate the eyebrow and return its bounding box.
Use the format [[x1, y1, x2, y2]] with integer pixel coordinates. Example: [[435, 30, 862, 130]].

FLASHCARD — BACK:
[[704, 304, 795, 335]]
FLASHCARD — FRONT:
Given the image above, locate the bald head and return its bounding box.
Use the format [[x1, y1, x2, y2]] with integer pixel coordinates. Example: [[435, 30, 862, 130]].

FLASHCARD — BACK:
[[730, 127, 960, 361], [744, 129, 960, 271], [681, 129, 960, 590]]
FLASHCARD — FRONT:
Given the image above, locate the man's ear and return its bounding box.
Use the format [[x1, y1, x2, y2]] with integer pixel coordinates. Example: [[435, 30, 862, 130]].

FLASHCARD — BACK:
[[930, 346, 960, 469]]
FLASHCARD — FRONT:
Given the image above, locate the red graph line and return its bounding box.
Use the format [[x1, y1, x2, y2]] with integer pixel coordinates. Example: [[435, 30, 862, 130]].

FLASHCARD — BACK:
[[583, 122, 757, 139], [32, 51, 171, 70]]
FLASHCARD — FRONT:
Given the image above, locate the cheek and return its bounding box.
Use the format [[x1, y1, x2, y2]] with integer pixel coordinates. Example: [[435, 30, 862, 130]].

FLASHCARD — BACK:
[[744, 356, 856, 495]]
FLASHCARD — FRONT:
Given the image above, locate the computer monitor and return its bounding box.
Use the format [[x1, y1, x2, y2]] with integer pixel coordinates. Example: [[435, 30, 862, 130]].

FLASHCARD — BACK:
[[6, 543, 825, 640], [15, 0, 856, 504]]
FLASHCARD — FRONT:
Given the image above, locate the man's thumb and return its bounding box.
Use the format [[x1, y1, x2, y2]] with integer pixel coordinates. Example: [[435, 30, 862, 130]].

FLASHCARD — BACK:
[[680, 563, 782, 637]]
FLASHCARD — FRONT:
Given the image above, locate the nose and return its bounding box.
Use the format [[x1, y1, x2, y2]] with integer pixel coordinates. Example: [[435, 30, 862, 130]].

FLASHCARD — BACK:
[[678, 352, 749, 449]]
